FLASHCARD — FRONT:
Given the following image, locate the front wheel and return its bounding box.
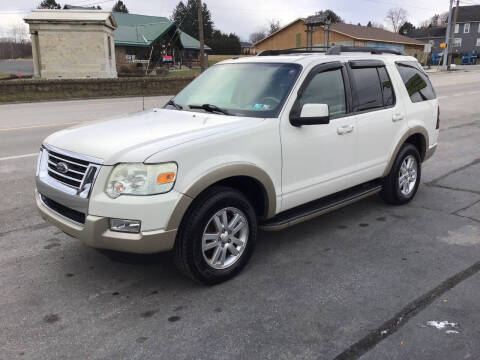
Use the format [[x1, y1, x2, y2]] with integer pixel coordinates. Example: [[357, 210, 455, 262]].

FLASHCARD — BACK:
[[381, 143, 422, 205], [174, 186, 257, 284]]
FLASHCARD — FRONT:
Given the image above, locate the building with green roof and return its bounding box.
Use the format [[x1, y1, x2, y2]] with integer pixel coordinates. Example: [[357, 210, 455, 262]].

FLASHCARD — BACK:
[[112, 12, 210, 69], [63, 6, 209, 70]]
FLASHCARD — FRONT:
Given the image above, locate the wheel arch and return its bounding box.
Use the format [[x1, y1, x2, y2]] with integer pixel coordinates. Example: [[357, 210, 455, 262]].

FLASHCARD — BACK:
[[166, 163, 277, 231], [383, 126, 429, 177]]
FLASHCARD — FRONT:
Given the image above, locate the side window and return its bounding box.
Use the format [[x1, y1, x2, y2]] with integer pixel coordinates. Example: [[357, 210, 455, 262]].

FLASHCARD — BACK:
[[350, 67, 383, 111], [377, 67, 395, 106], [395, 62, 436, 103], [299, 69, 346, 117]]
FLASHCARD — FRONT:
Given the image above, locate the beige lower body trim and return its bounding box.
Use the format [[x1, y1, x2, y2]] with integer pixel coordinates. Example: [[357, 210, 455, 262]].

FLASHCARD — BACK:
[[383, 126, 430, 177], [424, 144, 437, 162], [36, 190, 176, 254]]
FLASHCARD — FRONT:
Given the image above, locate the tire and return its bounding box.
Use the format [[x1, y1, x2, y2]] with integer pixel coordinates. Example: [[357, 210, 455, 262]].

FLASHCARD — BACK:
[[173, 186, 257, 284], [381, 143, 422, 205]]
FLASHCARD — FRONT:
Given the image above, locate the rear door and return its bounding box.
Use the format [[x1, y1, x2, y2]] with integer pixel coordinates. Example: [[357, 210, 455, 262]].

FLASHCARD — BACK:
[[348, 60, 408, 180]]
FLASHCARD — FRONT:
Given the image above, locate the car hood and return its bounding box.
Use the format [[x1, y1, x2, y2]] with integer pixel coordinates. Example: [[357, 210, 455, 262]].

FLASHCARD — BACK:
[[44, 109, 260, 165]]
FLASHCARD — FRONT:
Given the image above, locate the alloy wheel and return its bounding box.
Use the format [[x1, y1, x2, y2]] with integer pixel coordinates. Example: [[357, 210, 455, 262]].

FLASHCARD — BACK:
[[201, 207, 249, 270]]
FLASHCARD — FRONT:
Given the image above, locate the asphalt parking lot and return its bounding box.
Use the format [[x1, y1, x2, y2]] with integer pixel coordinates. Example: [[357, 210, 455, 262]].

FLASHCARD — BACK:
[[0, 71, 479, 360]]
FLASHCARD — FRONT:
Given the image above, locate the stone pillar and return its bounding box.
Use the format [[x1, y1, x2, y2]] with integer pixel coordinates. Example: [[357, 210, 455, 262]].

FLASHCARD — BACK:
[[30, 31, 41, 78]]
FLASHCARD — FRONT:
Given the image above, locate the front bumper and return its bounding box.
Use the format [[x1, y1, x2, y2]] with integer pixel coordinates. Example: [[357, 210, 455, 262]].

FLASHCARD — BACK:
[[35, 190, 177, 254]]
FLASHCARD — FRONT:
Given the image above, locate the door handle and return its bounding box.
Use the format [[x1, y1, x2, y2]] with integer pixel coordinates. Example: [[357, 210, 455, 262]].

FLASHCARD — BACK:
[[337, 124, 354, 135], [392, 113, 404, 122]]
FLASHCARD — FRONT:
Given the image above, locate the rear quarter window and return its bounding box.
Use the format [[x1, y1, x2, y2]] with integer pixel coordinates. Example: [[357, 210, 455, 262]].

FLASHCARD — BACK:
[[395, 62, 436, 103]]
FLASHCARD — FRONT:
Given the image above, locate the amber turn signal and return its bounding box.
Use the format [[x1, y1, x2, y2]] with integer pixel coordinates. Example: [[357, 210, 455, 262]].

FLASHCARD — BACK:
[[156, 172, 175, 184]]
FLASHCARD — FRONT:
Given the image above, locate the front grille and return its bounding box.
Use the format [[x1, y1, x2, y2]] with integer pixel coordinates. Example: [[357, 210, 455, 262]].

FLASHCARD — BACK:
[[41, 195, 86, 224], [45, 149, 96, 191]]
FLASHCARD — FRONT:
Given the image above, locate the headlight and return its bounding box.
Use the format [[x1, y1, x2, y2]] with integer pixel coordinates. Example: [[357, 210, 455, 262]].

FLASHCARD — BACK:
[[105, 163, 177, 199], [36, 148, 47, 177]]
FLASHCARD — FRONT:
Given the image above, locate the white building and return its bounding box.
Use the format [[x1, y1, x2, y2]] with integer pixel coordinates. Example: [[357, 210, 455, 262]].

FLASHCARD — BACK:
[[24, 10, 118, 79]]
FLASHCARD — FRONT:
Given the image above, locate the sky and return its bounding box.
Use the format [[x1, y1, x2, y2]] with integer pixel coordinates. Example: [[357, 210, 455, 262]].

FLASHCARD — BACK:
[[0, 0, 452, 40]]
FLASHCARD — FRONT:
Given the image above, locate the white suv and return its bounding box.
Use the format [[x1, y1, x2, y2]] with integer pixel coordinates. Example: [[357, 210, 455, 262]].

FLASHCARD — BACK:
[[36, 46, 439, 284]]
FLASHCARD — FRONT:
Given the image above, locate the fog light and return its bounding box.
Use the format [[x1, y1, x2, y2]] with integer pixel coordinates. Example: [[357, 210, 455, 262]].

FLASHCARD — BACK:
[[110, 218, 141, 233]]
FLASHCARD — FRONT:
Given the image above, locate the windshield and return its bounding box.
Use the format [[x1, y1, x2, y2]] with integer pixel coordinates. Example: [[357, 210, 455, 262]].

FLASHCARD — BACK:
[[170, 62, 302, 118]]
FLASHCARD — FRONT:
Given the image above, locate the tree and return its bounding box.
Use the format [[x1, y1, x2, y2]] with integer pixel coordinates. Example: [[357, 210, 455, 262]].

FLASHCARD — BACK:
[[112, 1, 128, 13], [249, 30, 266, 44], [208, 30, 241, 55], [385, 7, 408, 33], [316, 9, 343, 24], [367, 21, 372, 27], [419, 12, 449, 28], [372, 22, 384, 29], [398, 21, 414, 35], [9, 23, 29, 44], [170, 0, 213, 40], [267, 19, 281, 34], [38, 0, 61, 9]]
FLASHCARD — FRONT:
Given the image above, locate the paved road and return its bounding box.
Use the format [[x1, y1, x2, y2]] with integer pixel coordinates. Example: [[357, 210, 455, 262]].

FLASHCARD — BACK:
[[0, 59, 34, 75], [0, 73, 479, 359], [0, 96, 171, 158]]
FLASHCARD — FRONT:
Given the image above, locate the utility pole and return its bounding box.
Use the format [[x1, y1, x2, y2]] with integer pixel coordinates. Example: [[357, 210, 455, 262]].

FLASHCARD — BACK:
[[197, 0, 206, 72], [442, 0, 454, 70], [447, 0, 460, 68]]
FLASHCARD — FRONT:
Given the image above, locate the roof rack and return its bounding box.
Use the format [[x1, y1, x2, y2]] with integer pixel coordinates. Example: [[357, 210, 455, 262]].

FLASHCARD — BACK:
[[257, 45, 405, 57], [257, 46, 328, 56], [325, 46, 404, 56]]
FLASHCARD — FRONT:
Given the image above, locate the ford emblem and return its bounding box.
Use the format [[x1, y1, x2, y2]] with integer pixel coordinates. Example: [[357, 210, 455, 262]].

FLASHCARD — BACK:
[[56, 162, 69, 174]]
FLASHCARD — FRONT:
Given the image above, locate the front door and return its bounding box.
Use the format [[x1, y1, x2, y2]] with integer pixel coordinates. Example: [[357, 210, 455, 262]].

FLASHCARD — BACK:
[[280, 63, 358, 211]]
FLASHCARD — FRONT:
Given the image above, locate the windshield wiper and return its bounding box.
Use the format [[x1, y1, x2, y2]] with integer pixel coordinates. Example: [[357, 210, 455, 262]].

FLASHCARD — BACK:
[[188, 104, 231, 116], [166, 99, 183, 110]]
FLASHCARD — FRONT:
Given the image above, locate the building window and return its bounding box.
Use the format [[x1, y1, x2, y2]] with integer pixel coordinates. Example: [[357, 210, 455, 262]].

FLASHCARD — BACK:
[[295, 33, 301, 48], [455, 24, 459, 33], [478, 23, 480, 33], [453, 38, 462, 47], [464, 23, 470, 33], [477, 38, 480, 46]]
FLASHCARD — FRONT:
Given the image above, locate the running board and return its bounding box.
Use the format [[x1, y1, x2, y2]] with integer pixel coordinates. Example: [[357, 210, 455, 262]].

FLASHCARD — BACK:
[[260, 179, 383, 231]]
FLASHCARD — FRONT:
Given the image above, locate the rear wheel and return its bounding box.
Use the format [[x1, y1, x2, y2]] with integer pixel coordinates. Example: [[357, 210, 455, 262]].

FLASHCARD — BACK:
[[174, 186, 257, 284], [381, 143, 421, 205]]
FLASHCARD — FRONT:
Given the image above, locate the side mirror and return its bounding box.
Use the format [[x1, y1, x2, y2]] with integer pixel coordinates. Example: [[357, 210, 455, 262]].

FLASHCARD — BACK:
[[290, 103, 330, 127]]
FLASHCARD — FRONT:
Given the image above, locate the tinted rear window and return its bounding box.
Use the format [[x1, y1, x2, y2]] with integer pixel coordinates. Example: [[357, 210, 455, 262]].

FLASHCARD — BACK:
[[378, 67, 395, 107], [350, 67, 384, 111], [395, 62, 436, 102]]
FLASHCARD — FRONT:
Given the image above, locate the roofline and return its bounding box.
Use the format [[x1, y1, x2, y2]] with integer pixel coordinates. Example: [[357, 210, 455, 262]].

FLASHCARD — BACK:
[[412, 36, 444, 39], [116, 22, 176, 47], [29, 9, 113, 13], [25, 9, 118, 28], [329, 28, 424, 46], [114, 42, 151, 47], [253, 18, 305, 46], [253, 18, 423, 47]]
